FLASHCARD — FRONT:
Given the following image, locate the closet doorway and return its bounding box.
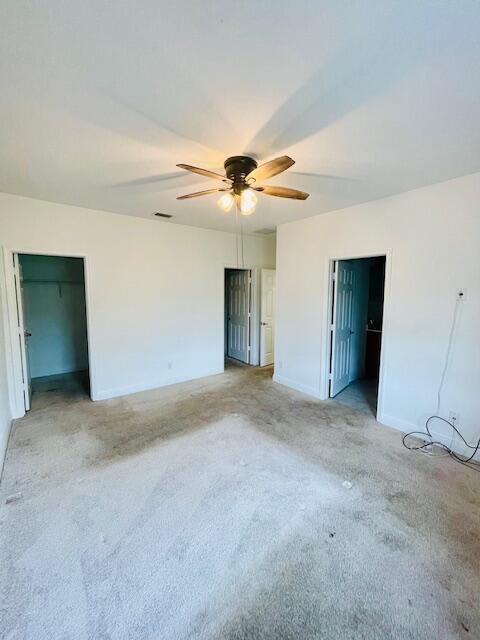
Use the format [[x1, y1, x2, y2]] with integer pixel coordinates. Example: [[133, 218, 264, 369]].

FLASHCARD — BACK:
[[14, 253, 90, 410]]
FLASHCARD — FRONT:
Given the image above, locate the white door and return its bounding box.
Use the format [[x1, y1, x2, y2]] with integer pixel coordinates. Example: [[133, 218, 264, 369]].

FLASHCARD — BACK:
[[330, 260, 354, 397], [226, 269, 250, 363], [13, 254, 32, 411], [260, 269, 275, 366]]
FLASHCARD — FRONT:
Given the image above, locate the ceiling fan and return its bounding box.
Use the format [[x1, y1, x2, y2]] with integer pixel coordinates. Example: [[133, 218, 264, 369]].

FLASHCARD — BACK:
[[176, 155, 309, 215]]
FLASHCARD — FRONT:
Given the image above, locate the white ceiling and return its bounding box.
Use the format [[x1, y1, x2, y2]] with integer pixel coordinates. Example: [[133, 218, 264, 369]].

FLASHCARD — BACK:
[[1, 1, 479, 233]]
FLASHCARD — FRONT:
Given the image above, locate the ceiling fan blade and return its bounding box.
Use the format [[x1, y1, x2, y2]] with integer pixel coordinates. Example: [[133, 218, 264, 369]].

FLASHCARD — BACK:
[[254, 185, 309, 200], [247, 156, 295, 182], [177, 188, 229, 200], [290, 171, 352, 181], [176, 164, 231, 183]]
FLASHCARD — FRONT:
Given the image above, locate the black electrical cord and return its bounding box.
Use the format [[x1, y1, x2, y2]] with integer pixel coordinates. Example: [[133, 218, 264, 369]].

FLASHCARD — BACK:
[[403, 415, 480, 472], [401, 295, 479, 472]]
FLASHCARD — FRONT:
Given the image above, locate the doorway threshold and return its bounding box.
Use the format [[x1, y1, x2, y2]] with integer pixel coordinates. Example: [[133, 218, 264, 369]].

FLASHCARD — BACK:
[[331, 379, 378, 417]]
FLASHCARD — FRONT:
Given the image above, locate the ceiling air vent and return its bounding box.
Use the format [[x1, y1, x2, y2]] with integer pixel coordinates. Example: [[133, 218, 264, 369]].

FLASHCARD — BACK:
[[153, 212, 173, 219]]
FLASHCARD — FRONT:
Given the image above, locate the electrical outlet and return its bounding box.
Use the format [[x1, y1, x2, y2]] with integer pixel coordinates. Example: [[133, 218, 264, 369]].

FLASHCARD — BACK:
[[167, 361, 173, 370], [449, 411, 459, 426], [456, 288, 467, 301], [278, 360, 283, 369]]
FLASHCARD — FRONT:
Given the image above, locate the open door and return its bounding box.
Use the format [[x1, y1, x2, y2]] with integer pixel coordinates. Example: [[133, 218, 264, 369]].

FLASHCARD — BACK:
[[13, 254, 32, 411], [260, 269, 275, 366], [329, 260, 354, 397], [226, 269, 251, 364]]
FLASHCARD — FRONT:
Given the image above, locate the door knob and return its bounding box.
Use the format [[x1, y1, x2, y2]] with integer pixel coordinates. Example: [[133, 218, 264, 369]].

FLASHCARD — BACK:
[[261, 322, 267, 326], [24, 330, 32, 337]]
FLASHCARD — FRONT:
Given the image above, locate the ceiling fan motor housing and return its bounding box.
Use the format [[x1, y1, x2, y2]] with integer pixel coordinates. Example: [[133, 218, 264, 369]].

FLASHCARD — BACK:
[[224, 156, 257, 194]]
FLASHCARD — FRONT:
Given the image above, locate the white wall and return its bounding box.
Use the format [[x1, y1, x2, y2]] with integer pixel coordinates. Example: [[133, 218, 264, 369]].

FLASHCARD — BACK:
[[0, 192, 275, 420], [21, 255, 88, 377], [275, 172, 480, 453]]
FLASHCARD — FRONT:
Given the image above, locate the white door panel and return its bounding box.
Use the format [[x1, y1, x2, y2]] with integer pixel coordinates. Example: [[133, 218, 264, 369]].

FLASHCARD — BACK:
[[330, 261, 354, 397], [260, 269, 275, 366], [13, 254, 31, 411], [227, 269, 250, 363]]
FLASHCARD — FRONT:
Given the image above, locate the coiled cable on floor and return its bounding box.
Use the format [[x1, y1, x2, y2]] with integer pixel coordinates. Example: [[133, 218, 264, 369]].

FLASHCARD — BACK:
[[403, 417, 480, 471], [402, 296, 480, 472]]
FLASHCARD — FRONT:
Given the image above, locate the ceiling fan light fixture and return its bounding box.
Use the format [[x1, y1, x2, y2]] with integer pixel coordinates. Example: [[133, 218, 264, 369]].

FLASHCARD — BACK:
[[177, 155, 309, 212], [217, 191, 235, 212], [240, 189, 257, 215]]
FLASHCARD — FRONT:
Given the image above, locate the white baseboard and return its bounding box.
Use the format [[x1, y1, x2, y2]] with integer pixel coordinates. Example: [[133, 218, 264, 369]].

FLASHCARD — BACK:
[[377, 412, 417, 433], [273, 373, 322, 399], [92, 367, 224, 401]]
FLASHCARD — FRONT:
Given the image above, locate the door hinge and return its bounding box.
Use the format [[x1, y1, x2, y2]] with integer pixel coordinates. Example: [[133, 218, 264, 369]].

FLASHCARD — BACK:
[[328, 372, 333, 380], [332, 271, 336, 281], [330, 323, 334, 331], [247, 346, 251, 351]]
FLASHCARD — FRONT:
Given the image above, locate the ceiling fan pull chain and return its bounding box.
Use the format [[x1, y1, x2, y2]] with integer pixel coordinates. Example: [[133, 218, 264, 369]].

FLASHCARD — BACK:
[[240, 211, 245, 268], [234, 201, 239, 268]]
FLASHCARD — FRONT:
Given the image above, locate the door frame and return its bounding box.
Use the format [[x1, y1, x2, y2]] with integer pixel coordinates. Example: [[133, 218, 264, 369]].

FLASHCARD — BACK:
[[1, 247, 96, 418], [320, 249, 392, 423], [259, 268, 275, 367], [223, 265, 260, 367], [12, 254, 31, 411], [225, 267, 251, 364]]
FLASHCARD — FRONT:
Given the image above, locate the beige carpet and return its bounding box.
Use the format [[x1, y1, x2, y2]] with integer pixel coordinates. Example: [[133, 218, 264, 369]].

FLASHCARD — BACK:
[[1, 363, 478, 639]]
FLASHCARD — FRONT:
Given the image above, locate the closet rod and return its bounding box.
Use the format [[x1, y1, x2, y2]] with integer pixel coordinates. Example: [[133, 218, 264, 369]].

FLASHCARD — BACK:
[[22, 279, 84, 284]]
